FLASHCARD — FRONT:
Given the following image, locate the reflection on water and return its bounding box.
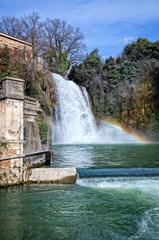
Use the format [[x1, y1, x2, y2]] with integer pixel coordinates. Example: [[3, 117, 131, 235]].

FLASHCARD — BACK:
[[0, 186, 23, 240], [52, 143, 159, 168]]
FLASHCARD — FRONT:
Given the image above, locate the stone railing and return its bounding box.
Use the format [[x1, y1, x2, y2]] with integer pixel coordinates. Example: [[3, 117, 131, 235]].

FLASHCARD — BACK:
[[0, 150, 53, 168], [24, 96, 41, 122], [24, 96, 40, 108]]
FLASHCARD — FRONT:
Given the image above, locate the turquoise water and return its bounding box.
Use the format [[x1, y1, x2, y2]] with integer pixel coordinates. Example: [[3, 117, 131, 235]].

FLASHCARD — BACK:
[[0, 143, 159, 240]]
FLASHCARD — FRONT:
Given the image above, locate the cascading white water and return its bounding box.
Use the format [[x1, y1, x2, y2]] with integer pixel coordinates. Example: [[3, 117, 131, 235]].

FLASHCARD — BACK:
[[52, 73, 137, 144], [52, 74, 98, 144]]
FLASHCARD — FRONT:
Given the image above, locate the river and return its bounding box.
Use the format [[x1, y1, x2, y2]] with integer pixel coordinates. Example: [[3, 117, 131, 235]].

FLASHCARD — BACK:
[[0, 143, 159, 240]]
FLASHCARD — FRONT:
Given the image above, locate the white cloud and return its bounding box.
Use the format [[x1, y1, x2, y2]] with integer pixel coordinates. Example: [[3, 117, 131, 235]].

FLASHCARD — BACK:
[[1, 0, 159, 58], [123, 36, 136, 44], [54, 0, 159, 27]]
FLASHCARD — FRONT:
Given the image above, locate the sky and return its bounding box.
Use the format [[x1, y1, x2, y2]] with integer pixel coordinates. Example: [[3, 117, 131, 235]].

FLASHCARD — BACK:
[[1, 0, 159, 60]]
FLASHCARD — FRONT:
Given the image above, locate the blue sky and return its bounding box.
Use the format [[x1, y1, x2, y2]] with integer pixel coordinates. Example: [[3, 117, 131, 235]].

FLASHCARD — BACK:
[[1, 0, 159, 60]]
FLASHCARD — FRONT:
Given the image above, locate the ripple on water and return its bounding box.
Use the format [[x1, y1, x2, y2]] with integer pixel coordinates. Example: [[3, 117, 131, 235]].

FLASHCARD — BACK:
[[129, 208, 159, 240]]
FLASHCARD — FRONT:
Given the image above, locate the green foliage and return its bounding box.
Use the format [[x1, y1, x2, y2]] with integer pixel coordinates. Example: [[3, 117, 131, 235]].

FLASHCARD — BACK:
[[0, 48, 33, 85], [60, 52, 67, 76], [37, 112, 48, 143], [103, 57, 115, 71], [123, 38, 159, 61], [120, 61, 138, 83], [0, 48, 10, 65], [7, 61, 27, 78], [69, 48, 103, 86], [107, 69, 120, 84], [69, 38, 159, 140], [84, 48, 101, 68], [0, 48, 52, 119], [0, 71, 8, 81], [42, 50, 55, 70], [42, 49, 68, 76], [40, 99, 51, 116], [0, 48, 10, 81], [39, 122, 48, 144]]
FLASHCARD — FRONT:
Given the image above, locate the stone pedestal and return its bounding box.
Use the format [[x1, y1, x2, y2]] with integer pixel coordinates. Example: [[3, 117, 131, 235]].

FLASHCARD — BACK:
[[0, 77, 24, 185]]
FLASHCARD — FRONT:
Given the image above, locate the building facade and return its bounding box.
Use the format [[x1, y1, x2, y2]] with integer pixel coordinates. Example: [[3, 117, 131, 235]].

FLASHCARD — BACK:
[[0, 32, 32, 63]]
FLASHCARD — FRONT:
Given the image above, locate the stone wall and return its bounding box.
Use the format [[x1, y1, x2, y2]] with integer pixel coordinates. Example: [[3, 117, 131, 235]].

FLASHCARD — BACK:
[[0, 77, 24, 157], [0, 158, 22, 186], [24, 167, 76, 184]]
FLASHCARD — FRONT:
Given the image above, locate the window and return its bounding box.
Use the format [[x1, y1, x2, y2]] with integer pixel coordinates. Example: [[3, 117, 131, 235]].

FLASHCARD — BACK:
[[14, 47, 18, 53], [3, 44, 8, 49]]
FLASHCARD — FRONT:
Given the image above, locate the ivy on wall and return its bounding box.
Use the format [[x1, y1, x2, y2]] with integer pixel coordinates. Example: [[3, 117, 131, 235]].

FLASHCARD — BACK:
[[37, 112, 48, 144]]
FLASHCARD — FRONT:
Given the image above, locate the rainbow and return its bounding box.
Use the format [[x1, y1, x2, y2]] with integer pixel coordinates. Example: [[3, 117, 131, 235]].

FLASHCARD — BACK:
[[101, 120, 149, 144]]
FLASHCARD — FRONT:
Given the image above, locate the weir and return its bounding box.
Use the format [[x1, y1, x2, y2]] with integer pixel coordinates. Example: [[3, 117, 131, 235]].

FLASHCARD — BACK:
[[77, 168, 159, 178]]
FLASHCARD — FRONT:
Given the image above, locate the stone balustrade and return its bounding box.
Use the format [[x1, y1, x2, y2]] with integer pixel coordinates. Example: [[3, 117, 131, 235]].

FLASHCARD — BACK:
[[24, 96, 40, 108], [24, 96, 42, 122]]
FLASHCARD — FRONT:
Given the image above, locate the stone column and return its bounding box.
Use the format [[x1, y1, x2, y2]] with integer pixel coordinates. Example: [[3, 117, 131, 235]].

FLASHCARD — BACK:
[[0, 77, 24, 186]]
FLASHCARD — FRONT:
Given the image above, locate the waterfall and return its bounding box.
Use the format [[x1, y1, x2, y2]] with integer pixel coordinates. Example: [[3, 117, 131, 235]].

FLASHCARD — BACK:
[[52, 74, 137, 144], [52, 74, 97, 144]]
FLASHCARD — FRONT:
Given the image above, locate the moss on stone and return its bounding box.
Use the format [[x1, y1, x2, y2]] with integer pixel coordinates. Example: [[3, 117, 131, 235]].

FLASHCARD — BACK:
[[37, 112, 48, 143]]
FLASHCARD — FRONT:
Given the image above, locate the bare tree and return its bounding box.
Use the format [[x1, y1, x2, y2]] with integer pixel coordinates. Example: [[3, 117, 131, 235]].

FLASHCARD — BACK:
[[20, 11, 43, 58], [42, 18, 86, 75], [0, 13, 86, 75], [0, 22, 3, 32], [0, 15, 21, 38]]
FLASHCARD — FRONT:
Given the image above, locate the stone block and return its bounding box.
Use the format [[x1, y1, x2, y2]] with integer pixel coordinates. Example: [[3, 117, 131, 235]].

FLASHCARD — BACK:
[[26, 168, 77, 184]]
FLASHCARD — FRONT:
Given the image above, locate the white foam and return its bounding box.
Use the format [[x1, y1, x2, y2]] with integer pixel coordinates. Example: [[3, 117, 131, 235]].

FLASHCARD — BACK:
[[76, 177, 159, 193], [129, 208, 159, 240]]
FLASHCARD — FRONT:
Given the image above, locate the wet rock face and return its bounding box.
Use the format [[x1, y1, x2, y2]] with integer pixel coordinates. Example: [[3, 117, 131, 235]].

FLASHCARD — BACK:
[[24, 121, 42, 154], [23, 118, 52, 154]]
